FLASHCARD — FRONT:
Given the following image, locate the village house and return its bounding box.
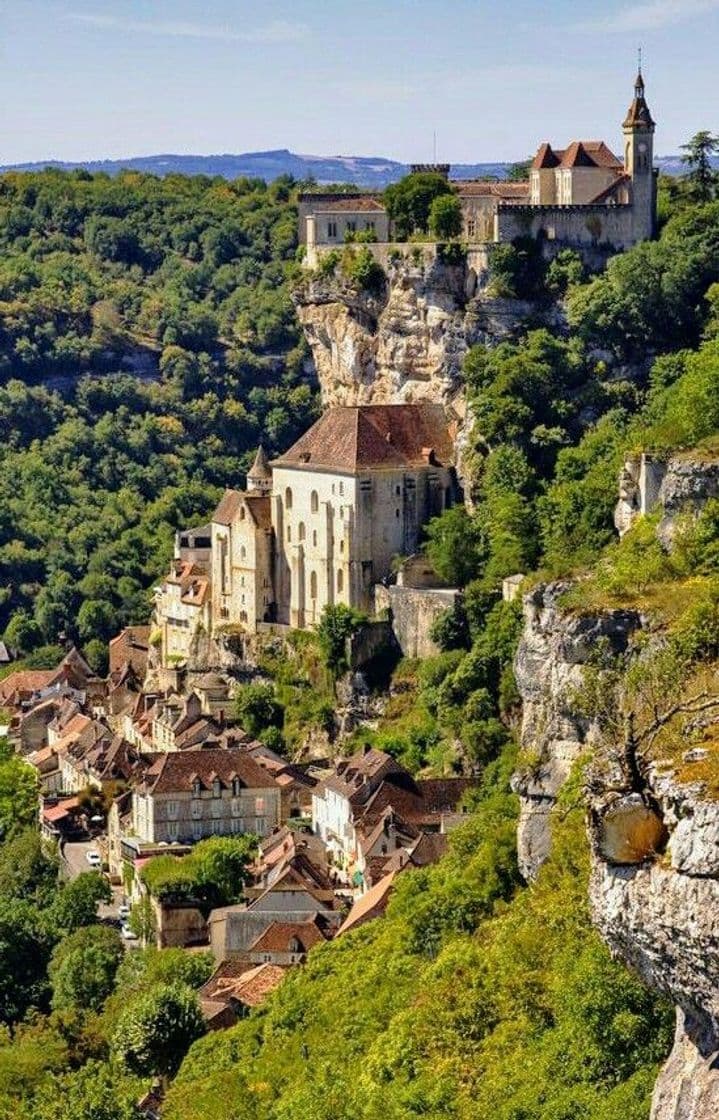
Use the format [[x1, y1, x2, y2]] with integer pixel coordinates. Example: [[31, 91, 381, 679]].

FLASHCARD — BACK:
[[301, 71, 657, 257], [131, 747, 281, 845], [109, 626, 151, 678], [198, 960, 288, 1030], [153, 561, 210, 668], [312, 746, 472, 884]]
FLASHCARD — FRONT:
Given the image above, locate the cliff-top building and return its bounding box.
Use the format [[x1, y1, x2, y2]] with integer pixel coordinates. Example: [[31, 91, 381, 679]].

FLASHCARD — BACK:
[[301, 70, 656, 257], [155, 402, 457, 660]]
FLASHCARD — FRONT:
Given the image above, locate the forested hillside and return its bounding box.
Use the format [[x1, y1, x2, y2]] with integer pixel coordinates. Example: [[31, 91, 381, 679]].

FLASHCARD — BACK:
[[0, 170, 318, 670]]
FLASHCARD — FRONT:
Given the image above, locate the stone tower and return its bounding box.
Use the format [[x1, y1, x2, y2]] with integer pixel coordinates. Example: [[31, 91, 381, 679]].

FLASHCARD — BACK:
[[623, 68, 656, 242], [247, 445, 272, 494]]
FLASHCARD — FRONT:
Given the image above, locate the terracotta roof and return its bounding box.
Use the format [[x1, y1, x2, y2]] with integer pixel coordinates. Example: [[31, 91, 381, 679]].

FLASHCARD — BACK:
[[212, 489, 243, 525], [141, 747, 278, 795], [247, 445, 272, 481], [272, 404, 454, 473], [531, 140, 622, 172], [248, 920, 328, 954], [312, 197, 385, 213], [322, 747, 407, 801], [531, 142, 560, 170], [203, 962, 287, 1008], [109, 626, 150, 650], [0, 669, 59, 705], [43, 796, 81, 823], [337, 871, 398, 935], [456, 180, 530, 198]]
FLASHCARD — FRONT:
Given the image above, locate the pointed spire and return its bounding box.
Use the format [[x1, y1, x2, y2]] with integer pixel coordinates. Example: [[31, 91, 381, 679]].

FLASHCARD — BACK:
[[624, 62, 655, 131], [247, 445, 272, 492]]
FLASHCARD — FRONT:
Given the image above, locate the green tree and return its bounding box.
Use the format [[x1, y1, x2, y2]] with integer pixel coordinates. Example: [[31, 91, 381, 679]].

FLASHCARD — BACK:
[[424, 506, 486, 587], [48, 872, 112, 935], [234, 683, 284, 738], [49, 924, 123, 1012], [316, 603, 366, 678], [113, 982, 205, 1081], [680, 131, 719, 202], [30, 1059, 143, 1120], [3, 610, 42, 654], [428, 193, 463, 240], [384, 172, 453, 239], [0, 746, 38, 841]]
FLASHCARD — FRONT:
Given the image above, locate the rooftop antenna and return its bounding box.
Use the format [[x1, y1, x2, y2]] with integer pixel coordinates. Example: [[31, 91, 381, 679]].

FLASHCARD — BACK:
[[637, 45, 642, 74]]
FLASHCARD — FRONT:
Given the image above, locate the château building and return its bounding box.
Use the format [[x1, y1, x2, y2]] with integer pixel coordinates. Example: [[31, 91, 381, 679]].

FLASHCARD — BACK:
[[154, 402, 457, 660], [300, 70, 657, 256]]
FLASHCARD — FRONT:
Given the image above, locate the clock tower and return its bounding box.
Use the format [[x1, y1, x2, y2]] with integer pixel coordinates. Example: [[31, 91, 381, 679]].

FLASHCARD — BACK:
[[623, 67, 656, 241]]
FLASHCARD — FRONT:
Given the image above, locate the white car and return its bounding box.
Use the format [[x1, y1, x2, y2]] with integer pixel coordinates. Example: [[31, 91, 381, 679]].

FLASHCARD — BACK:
[[118, 904, 131, 921], [120, 924, 138, 941], [85, 850, 102, 868]]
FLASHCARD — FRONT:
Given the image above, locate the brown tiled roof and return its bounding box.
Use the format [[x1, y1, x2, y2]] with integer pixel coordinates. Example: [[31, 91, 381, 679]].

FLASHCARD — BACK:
[[531, 142, 560, 170], [623, 73, 655, 129], [0, 669, 60, 705], [456, 180, 530, 198], [322, 747, 407, 801], [416, 778, 475, 813], [244, 494, 272, 530], [212, 489, 243, 525], [337, 871, 398, 935], [248, 920, 328, 954], [312, 197, 386, 213], [202, 962, 287, 1008], [272, 404, 454, 473], [142, 747, 278, 794]]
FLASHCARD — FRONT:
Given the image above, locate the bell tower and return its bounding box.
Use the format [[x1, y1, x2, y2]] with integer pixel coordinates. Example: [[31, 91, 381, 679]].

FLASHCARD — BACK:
[[623, 63, 656, 241]]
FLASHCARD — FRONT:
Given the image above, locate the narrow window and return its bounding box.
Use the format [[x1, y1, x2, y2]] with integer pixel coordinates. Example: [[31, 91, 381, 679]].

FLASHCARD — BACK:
[[311, 490, 319, 513], [312, 529, 318, 547], [337, 569, 343, 593], [285, 487, 293, 511], [310, 571, 317, 599], [299, 522, 306, 541]]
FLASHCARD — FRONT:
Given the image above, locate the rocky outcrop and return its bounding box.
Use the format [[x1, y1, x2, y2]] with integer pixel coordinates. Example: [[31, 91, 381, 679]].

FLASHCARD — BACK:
[[589, 765, 719, 1119], [614, 451, 719, 545], [293, 252, 542, 474], [512, 581, 641, 879]]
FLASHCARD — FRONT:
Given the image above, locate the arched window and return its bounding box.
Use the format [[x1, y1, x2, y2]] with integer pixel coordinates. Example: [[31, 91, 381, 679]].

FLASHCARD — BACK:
[[310, 571, 317, 600], [298, 522, 306, 541], [232, 777, 241, 796], [285, 487, 293, 511], [239, 506, 246, 520], [337, 569, 343, 593], [311, 490, 319, 513]]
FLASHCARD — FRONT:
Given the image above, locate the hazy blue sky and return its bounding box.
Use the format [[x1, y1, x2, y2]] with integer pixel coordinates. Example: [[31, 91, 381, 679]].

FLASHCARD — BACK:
[[1, 0, 718, 164]]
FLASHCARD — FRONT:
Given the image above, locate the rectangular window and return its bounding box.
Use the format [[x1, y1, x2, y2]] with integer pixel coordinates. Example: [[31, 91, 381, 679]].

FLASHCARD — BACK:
[[211, 800, 222, 819], [193, 819, 203, 840], [167, 820, 179, 840], [166, 801, 178, 819], [365, 220, 375, 232], [255, 796, 266, 815], [467, 219, 476, 238], [346, 220, 356, 232], [327, 221, 337, 238], [191, 800, 202, 819]]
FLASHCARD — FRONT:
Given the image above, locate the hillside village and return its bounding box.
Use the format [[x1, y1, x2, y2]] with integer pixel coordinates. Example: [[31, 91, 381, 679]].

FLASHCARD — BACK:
[[0, 67, 664, 1043]]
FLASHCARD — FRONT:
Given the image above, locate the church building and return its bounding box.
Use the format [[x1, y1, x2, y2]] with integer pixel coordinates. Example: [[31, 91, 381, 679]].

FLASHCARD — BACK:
[[155, 403, 457, 660]]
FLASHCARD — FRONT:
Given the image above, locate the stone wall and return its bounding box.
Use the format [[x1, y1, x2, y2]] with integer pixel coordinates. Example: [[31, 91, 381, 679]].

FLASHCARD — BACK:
[[496, 202, 637, 251], [374, 584, 460, 659]]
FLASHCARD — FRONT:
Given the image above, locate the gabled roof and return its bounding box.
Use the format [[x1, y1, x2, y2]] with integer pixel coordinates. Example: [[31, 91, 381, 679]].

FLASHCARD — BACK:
[[211, 489, 243, 525], [141, 748, 278, 795], [199, 961, 287, 1009], [456, 180, 530, 199], [272, 404, 454, 473], [531, 140, 623, 172], [531, 142, 560, 170], [589, 173, 631, 204], [247, 919, 328, 954], [337, 871, 398, 936]]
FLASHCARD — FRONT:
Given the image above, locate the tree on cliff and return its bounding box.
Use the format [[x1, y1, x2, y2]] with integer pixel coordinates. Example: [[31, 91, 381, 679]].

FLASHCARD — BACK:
[[681, 131, 719, 202], [384, 172, 454, 239]]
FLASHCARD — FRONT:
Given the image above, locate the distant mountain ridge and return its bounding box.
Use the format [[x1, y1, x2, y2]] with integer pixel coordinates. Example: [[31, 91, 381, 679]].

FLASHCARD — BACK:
[[0, 147, 705, 185]]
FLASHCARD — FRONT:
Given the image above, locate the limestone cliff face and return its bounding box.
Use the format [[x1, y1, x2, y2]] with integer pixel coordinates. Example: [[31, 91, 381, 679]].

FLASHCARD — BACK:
[[589, 767, 719, 1119], [614, 452, 719, 545], [512, 581, 641, 879], [293, 253, 537, 446]]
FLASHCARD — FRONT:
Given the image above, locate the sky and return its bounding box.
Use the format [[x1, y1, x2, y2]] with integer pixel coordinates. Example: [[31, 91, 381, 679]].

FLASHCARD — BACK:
[[0, 0, 718, 164]]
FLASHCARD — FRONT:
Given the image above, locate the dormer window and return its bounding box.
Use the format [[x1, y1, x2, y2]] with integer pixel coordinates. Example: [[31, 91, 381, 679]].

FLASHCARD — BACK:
[[212, 777, 221, 799], [192, 777, 201, 797], [232, 776, 241, 796]]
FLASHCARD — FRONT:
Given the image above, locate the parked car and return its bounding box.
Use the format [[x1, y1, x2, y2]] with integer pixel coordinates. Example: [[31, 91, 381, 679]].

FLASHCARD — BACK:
[[120, 924, 138, 941], [118, 904, 131, 920], [85, 850, 102, 868]]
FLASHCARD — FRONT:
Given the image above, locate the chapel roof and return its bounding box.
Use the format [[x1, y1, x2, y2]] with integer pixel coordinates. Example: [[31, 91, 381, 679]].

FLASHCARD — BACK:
[[272, 404, 454, 473], [530, 140, 623, 171], [623, 70, 655, 129], [247, 445, 272, 481]]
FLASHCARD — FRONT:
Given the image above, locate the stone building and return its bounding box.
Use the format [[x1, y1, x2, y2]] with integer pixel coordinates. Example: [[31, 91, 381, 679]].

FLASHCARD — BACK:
[[153, 403, 457, 653], [300, 71, 657, 255], [131, 747, 281, 845]]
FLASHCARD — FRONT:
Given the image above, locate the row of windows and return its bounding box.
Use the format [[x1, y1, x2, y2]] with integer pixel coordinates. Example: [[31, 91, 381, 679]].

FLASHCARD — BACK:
[[326, 220, 376, 238], [163, 817, 265, 840]]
